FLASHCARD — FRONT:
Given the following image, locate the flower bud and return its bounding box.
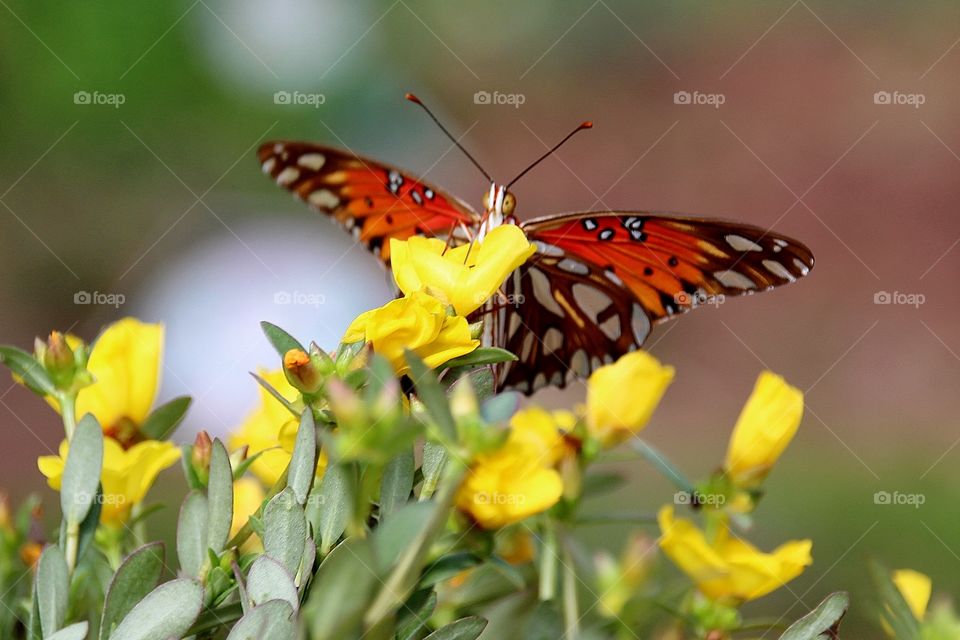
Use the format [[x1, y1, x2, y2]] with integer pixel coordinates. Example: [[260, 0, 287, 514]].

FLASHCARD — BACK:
[[283, 348, 325, 394], [191, 431, 213, 485]]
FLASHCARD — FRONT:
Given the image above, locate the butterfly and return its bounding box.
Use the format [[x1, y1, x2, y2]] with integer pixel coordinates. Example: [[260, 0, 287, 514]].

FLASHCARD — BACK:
[[258, 94, 814, 394]]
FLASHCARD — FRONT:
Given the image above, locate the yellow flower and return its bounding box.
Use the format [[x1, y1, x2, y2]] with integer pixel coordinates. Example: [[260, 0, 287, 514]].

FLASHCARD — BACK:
[[50, 318, 164, 440], [229, 369, 303, 487], [893, 569, 931, 622], [585, 351, 674, 447], [723, 371, 803, 489], [38, 437, 180, 526], [343, 290, 479, 375], [231, 477, 266, 552], [657, 506, 812, 603], [507, 407, 576, 467], [456, 408, 565, 529], [390, 225, 536, 316]]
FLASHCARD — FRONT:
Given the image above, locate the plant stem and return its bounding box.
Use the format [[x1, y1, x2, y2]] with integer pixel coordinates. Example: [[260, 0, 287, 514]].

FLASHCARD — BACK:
[[60, 392, 77, 440], [364, 460, 464, 629], [561, 541, 580, 640], [226, 467, 288, 549], [539, 520, 558, 601], [64, 521, 79, 574]]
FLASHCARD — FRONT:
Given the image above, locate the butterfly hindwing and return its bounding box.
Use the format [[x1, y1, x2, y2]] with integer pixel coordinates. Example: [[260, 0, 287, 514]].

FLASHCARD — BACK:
[[259, 141, 478, 262]]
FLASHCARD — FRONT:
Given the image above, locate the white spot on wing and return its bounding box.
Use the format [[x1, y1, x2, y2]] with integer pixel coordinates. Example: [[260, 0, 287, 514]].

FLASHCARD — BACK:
[[793, 258, 810, 276], [631, 304, 651, 344], [261, 157, 276, 174], [558, 258, 589, 275], [714, 270, 757, 290], [534, 241, 564, 257], [530, 268, 564, 316], [276, 167, 300, 185], [297, 153, 326, 171], [308, 189, 340, 209], [763, 259, 796, 282], [726, 234, 762, 252]]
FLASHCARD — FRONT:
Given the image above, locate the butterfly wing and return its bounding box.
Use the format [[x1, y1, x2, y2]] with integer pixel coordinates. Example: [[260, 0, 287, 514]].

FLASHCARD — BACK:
[[259, 141, 479, 262], [493, 212, 814, 393]]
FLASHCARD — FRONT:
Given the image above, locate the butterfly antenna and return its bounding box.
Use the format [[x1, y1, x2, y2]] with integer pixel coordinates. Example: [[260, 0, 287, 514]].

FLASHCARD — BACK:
[[406, 93, 492, 182], [506, 121, 593, 189]]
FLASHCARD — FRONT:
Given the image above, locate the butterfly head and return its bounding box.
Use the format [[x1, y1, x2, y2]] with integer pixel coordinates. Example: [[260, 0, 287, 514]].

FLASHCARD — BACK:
[[479, 183, 518, 238]]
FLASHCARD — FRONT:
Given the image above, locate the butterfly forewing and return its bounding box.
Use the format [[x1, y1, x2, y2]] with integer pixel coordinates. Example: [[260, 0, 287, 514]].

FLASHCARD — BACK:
[[259, 141, 478, 262], [493, 212, 814, 393]]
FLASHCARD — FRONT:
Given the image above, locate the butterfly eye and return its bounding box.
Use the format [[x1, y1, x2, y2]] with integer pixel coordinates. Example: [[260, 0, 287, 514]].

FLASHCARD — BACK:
[[481, 190, 492, 211], [502, 192, 517, 215]]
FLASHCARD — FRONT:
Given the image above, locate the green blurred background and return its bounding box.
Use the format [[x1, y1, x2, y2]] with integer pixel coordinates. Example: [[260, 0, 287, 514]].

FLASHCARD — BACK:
[[3, 1, 960, 634]]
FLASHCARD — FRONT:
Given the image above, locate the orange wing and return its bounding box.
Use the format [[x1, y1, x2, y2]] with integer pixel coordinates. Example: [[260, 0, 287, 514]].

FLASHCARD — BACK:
[[259, 141, 479, 262]]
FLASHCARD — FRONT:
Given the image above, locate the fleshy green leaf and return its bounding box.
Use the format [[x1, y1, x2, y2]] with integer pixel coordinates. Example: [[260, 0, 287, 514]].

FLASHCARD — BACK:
[[314, 464, 352, 556], [109, 578, 203, 640], [226, 600, 296, 640], [206, 439, 234, 555], [61, 415, 103, 526], [100, 542, 165, 640], [419, 442, 446, 501], [250, 372, 300, 418], [404, 350, 456, 443], [379, 449, 414, 520], [423, 616, 488, 640], [373, 502, 434, 573], [139, 396, 191, 441], [0, 345, 55, 395], [419, 553, 483, 589], [871, 561, 921, 640], [177, 492, 208, 577], [287, 410, 317, 506], [36, 544, 69, 637], [263, 488, 307, 576], [442, 347, 517, 370], [47, 622, 90, 640], [304, 539, 379, 640], [247, 556, 299, 612], [396, 589, 437, 640], [779, 591, 849, 639], [261, 322, 306, 357], [480, 392, 520, 424]]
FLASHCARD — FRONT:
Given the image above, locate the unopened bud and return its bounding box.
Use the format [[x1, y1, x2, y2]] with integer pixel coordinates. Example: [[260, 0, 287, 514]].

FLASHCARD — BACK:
[[283, 348, 325, 394], [192, 431, 213, 484]]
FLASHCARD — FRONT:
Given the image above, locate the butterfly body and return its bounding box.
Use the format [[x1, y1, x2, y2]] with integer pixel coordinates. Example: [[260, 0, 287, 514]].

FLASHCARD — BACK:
[[259, 136, 813, 394]]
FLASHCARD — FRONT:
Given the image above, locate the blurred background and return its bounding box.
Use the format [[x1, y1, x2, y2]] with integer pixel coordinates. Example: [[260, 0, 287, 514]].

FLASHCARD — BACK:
[[2, 0, 960, 634]]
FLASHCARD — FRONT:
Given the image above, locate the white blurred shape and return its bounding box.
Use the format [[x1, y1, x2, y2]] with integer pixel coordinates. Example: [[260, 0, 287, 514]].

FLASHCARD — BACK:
[[135, 216, 393, 441]]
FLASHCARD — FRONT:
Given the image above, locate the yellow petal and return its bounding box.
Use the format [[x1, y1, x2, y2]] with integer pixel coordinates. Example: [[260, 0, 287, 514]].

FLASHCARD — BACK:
[[586, 351, 674, 447], [75, 318, 163, 428], [893, 569, 931, 621], [724, 371, 803, 488]]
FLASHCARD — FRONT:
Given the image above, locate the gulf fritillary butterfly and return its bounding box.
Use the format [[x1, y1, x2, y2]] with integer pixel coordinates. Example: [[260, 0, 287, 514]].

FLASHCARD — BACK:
[[259, 95, 814, 394]]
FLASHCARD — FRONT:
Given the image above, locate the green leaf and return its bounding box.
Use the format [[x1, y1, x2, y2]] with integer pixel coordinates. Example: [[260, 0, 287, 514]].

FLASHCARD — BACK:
[[489, 555, 526, 590], [419, 553, 483, 589], [100, 542, 165, 640], [226, 600, 295, 640], [47, 622, 90, 640], [206, 439, 234, 555], [109, 579, 203, 640], [0, 345, 55, 395], [261, 321, 306, 357], [176, 492, 208, 577], [287, 410, 317, 506], [36, 544, 68, 638], [61, 415, 103, 526], [62, 483, 102, 566], [304, 539, 379, 640], [396, 589, 437, 640], [631, 439, 694, 494], [779, 591, 849, 639], [263, 488, 307, 576], [373, 502, 434, 573], [423, 616, 488, 640], [379, 449, 414, 520], [442, 347, 517, 370], [480, 392, 520, 424], [404, 350, 456, 443], [139, 396, 191, 441], [581, 471, 626, 497], [314, 464, 352, 556], [247, 556, 299, 613], [250, 372, 300, 418], [871, 562, 921, 640], [419, 441, 446, 501]]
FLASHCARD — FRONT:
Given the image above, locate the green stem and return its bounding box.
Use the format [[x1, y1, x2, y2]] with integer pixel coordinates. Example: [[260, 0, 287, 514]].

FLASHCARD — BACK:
[[539, 520, 558, 601], [363, 460, 464, 629], [64, 521, 79, 575], [561, 542, 580, 640], [60, 392, 77, 440], [226, 467, 288, 549]]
